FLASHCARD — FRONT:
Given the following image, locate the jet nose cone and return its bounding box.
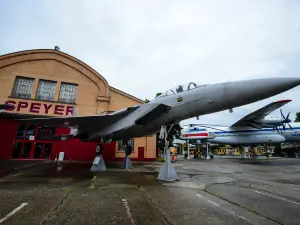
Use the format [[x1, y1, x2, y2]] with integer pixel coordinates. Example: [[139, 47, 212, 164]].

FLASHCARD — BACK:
[[262, 77, 300, 95], [224, 77, 300, 108], [272, 77, 300, 87]]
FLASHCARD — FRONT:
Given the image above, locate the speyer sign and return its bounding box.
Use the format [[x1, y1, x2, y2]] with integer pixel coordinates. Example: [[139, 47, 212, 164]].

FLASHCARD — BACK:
[[5, 100, 74, 116]]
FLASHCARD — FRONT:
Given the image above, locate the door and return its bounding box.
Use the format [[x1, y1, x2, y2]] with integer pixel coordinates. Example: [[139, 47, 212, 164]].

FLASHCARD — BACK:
[[11, 125, 37, 159], [138, 147, 144, 160], [33, 143, 52, 159], [11, 124, 53, 159]]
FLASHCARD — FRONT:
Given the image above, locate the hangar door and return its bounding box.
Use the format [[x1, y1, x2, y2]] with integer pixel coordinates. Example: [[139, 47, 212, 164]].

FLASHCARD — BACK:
[[11, 124, 54, 159]]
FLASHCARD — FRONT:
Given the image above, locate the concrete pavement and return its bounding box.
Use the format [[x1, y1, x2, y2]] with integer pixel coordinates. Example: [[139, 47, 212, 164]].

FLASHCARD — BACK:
[[0, 158, 299, 224]]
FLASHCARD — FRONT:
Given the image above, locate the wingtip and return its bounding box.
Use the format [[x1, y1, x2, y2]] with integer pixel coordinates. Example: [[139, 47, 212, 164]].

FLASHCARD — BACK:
[[276, 99, 292, 103]]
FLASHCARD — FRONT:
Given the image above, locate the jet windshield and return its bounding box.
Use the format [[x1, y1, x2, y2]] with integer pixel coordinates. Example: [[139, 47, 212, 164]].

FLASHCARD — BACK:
[[157, 82, 207, 98]]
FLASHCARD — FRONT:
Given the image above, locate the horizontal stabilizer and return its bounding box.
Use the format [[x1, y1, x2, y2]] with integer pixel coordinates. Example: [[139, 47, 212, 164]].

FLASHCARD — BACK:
[[230, 99, 291, 128], [135, 104, 170, 125]]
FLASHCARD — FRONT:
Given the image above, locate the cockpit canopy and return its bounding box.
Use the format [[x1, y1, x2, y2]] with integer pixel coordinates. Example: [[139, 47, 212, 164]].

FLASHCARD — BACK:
[[157, 82, 208, 98]]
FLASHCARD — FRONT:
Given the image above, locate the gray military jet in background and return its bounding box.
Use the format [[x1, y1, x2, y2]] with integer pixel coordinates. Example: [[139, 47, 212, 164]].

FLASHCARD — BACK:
[[19, 77, 300, 150]]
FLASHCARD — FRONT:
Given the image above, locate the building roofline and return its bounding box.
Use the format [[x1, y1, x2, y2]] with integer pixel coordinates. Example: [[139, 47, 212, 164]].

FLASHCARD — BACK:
[[109, 86, 145, 103], [0, 48, 110, 93], [1, 49, 146, 104]]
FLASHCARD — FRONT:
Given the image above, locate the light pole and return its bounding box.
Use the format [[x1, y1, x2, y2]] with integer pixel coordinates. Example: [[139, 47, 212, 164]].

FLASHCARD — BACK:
[[187, 125, 190, 159], [187, 140, 190, 159], [206, 142, 210, 159]]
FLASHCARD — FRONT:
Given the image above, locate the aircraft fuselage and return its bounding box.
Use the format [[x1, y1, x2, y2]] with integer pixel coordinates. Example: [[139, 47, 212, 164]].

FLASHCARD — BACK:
[[188, 123, 300, 145], [86, 78, 300, 141]]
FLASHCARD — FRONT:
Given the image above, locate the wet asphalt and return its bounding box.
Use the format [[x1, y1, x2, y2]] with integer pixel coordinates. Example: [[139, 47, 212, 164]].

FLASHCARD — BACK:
[[0, 157, 299, 225]]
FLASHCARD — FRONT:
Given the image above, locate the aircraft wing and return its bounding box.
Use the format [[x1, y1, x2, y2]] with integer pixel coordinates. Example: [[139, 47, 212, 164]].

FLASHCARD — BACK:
[[19, 105, 141, 131], [135, 103, 171, 125], [18, 102, 171, 133], [230, 99, 291, 128]]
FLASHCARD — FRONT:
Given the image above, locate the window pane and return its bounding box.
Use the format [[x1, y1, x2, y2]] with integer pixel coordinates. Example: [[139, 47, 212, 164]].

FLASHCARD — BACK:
[[12, 77, 34, 98], [34, 143, 43, 158], [42, 143, 52, 158], [22, 143, 32, 158], [117, 139, 134, 152], [36, 80, 57, 101], [25, 125, 36, 139], [12, 142, 22, 158], [59, 83, 77, 103], [16, 125, 26, 139], [117, 140, 125, 152], [37, 125, 56, 140]]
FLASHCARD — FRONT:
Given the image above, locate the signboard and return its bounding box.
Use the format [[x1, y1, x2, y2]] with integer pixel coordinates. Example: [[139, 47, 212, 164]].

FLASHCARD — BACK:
[[4, 99, 74, 116], [58, 152, 65, 161], [29, 136, 35, 140]]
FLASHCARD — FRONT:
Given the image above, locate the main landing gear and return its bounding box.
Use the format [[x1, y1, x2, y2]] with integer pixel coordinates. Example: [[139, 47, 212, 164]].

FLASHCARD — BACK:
[[121, 142, 134, 170], [157, 124, 178, 182], [90, 143, 107, 171], [90, 138, 134, 172]]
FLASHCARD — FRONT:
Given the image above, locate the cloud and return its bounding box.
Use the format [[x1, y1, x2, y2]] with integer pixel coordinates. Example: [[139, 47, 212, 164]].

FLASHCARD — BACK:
[[1, 0, 300, 124]]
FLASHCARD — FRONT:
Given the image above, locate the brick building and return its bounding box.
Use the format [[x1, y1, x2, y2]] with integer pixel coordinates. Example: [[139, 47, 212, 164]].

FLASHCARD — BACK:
[[0, 49, 156, 161]]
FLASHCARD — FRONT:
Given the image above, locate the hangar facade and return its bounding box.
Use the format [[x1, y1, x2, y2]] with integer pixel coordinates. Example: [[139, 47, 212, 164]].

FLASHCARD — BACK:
[[0, 49, 156, 161]]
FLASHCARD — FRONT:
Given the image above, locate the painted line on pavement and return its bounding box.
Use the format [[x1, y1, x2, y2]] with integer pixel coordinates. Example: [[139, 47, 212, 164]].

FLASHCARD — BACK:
[[196, 194, 220, 207], [255, 190, 300, 206], [88, 176, 97, 189], [122, 199, 135, 225], [0, 203, 28, 223], [196, 194, 253, 224]]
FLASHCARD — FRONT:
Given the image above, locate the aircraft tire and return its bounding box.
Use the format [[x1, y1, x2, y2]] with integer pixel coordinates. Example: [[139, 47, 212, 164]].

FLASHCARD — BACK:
[[96, 144, 103, 155]]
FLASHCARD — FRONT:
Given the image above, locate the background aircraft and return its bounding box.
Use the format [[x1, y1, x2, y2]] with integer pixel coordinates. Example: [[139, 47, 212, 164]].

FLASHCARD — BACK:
[[181, 99, 300, 157], [19, 77, 300, 152]]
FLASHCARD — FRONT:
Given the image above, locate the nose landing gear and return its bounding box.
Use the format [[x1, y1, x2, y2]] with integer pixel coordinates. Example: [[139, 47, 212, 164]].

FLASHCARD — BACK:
[[157, 124, 178, 182]]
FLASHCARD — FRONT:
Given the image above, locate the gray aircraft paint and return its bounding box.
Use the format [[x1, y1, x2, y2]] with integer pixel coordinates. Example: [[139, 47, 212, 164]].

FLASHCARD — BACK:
[[19, 77, 300, 142], [188, 123, 300, 145]]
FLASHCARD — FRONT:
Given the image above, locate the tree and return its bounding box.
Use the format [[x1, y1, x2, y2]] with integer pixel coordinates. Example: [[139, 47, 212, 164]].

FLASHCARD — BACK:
[[295, 112, 300, 122], [144, 99, 150, 103], [156, 92, 162, 98], [157, 122, 182, 150]]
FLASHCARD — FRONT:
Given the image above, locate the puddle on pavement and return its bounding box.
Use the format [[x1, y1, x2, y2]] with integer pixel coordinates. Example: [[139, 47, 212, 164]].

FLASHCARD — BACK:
[[24, 162, 160, 187], [92, 171, 160, 187]]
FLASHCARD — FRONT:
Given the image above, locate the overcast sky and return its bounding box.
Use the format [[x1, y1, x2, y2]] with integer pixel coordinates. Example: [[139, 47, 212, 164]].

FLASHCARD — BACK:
[[1, 0, 300, 126]]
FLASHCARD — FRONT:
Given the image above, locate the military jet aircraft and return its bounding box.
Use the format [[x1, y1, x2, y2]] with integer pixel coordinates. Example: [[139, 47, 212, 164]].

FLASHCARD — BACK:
[[19, 77, 300, 150]]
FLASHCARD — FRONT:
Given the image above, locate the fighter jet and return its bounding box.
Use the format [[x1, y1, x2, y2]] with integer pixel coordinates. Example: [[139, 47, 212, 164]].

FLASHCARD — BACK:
[[19, 77, 300, 149]]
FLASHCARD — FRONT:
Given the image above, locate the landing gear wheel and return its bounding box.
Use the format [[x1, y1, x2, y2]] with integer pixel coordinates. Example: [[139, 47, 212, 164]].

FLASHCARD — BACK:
[[91, 143, 106, 171], [96, 144, 103, 156], [125, 145, 133, 156], [121, 143, 133, 169]]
